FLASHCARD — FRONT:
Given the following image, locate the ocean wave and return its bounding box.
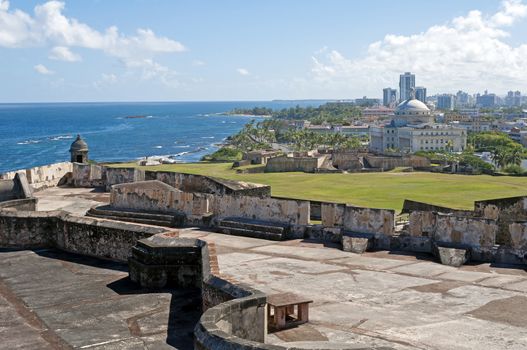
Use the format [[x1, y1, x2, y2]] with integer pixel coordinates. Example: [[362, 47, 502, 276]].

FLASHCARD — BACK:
[[201, 136, 215, 139], [154, 145, 163, 149], [17, 140, 41, 145], [174, 144, 190, 148], [50, 135, 73, 141], [173, 151, 190, 157]]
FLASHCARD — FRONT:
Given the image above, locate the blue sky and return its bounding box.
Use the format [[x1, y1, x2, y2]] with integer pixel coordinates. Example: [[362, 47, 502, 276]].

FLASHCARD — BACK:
[[1, 0, 527, 102]]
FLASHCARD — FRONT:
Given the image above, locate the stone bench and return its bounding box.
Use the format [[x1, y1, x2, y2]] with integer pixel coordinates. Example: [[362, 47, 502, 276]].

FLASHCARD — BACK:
[[217, 217, 290, 241]]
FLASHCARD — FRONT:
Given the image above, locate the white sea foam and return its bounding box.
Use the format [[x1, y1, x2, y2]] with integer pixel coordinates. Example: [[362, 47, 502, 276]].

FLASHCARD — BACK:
[[154, 145, 163, 149], [50, 135, 73, 141], [17, 140, 41, 145]]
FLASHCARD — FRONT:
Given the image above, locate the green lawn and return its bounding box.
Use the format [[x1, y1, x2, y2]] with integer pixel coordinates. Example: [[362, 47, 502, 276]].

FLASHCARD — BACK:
[[109, 162, 527, 211]]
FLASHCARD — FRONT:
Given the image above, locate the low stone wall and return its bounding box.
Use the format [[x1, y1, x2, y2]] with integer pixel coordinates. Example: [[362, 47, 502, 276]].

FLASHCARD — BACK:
[[332, 153, 362, 171], [265, 156, 322, 173], [211, 195, 310, 227], [364, 155, 430, 170], [111, 180, 211, 218], [0, 162, 72, 190], [408, 211, 437, 237], [105, 167, 145, 191], [433, 214, 497, 248], [402, 199, 472, 216], [0, 198, 38, 211], [0, 209, 165, 261], [72, 163, 105, 187], [145, 170, 271, 196], [321, 203, 395, 236], [475, 196, 527, 246], [508, 222, 527, 250]]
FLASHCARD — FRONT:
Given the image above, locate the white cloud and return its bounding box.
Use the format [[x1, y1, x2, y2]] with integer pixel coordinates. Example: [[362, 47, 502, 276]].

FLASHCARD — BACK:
[[0, 1, 186, 85], [311, 0, 527, 95], [34, 63, 54, 75], [237, 68, 250, 76], [49, 45, 80, 61], [192, 60, 205, 66]]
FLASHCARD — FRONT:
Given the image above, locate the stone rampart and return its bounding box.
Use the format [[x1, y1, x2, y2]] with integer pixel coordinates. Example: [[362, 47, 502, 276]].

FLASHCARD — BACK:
[[105, 167, 145, 191], [332, 153, 362, 171], [0, 198, 38, 211], [475, 196, 527, 246], [0, 162, 71, 191], [508, 221, 527, 250], [72, 163, 105, 187], [265, 156, 322, 173], [211, 195, 310, 227], [364, 155, 430, 170], [433, 214, 497, 248], [321, 203, 395, 236], [145, 170, 271, 196], [0, 209, 165, 261], [402, 199, 472, 216], [110, 180, 211, 218]]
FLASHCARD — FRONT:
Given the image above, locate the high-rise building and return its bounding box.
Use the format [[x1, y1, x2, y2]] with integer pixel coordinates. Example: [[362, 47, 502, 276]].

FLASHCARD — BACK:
[[415, 86, 427, 103], [399, 72, 415, 102], [437, 94, 455, 110], [505, 91, 521, 107], [455, 90, 471, 108], [476, 91, 498, 108], [383, 88, 397, 107]]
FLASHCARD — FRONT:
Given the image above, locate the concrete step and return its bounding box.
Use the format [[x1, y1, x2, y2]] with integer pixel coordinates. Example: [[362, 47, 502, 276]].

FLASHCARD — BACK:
[[88, 207, 176, 222], [219, 217, 288, 235], [217, 225, 283, 241], [87, 211, 175, 227], [86, 207, 184, 227]]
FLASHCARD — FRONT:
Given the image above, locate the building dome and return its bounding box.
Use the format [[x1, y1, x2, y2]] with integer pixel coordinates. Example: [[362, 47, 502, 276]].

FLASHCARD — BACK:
[[69, 134, 88, 152], [395, 98, 430, 116]]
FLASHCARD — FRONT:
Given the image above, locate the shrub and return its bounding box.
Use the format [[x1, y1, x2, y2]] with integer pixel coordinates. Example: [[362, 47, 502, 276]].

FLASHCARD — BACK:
[[502, 164, 526, 175], [201, 147, 243, 162]]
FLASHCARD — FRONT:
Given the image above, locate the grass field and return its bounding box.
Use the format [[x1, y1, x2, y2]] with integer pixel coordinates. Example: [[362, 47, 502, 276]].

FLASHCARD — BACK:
[[110, 162, 527, 211]]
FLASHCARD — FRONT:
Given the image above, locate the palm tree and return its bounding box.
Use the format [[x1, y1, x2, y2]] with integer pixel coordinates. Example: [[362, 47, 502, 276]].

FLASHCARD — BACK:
[[504, 147, 523, 167], [491, 147, 507, 169]]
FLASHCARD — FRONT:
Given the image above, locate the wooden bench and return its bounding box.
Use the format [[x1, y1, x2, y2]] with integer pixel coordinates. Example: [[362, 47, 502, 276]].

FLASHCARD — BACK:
[[267, 292, 313, 331]]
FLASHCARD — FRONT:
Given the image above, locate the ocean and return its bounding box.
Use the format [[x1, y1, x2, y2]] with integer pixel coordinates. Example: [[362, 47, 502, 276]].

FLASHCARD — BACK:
[[0, 101, 324, 173]]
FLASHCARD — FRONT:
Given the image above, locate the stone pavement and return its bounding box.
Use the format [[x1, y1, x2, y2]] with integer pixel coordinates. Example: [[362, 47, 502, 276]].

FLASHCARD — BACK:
[[34, 187, 109, 215], [179, 230, 527, 350], [0, 249, 201, 350]]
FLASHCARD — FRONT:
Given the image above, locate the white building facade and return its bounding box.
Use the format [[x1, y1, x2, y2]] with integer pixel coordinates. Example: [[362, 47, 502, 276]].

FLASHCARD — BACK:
[[369, 94, 467, 154]]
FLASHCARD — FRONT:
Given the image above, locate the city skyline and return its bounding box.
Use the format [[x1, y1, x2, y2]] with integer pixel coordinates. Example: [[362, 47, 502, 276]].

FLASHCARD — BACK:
[[1, 0, 527, 102]]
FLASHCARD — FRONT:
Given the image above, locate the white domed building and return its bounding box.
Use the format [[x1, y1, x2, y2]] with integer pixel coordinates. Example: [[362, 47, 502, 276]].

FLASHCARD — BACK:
[[370, 91, 467, 154]]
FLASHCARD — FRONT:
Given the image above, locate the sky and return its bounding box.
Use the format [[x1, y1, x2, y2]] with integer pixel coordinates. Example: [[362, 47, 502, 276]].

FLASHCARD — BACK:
[[1, 0, 527, 102]]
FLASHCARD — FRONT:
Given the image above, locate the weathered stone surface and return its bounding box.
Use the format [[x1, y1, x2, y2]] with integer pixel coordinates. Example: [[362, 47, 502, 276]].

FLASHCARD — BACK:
[[508, 222, 527, 250], [0, 249, 201, 350], [265, 155, 323, 173], [434, 214, 497, 248], [211, 195, 310, 226], [475, 196, 527, 246], [343, 205, 395, 236], [0, 162, 72, 190], [408, 211, 436, 237], [342, 232, 373, 254], [437, 246, 470, 267]]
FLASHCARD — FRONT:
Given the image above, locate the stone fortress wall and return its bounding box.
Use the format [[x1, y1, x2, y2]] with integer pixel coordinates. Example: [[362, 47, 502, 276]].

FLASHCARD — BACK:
[[0, 196, 369, 350], [0, 162, 72, 190], [3, 161, 527, 265], [3, 160, 527, 349]]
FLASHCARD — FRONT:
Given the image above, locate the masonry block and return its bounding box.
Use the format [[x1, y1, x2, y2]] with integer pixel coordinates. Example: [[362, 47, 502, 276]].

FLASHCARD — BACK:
[[342, 232, 373, 254], [437, 246, 470, 267]]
